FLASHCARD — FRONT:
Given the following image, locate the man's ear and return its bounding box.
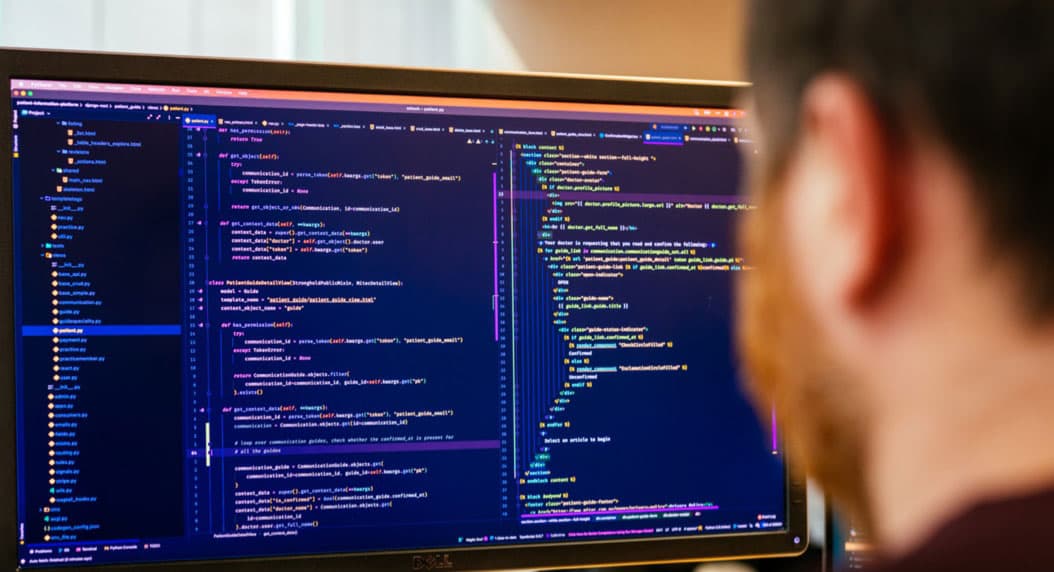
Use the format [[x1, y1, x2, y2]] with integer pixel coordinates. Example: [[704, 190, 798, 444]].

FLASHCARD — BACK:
[[792, 74, 901, 310]]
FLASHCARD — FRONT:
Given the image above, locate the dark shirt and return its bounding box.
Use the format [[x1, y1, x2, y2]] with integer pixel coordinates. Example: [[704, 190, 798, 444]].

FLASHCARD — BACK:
[[877, 485, 1054, 572]]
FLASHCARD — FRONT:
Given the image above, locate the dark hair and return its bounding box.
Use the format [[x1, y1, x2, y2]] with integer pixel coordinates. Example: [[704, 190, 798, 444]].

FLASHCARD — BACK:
[[746, 0, 1054, 315]]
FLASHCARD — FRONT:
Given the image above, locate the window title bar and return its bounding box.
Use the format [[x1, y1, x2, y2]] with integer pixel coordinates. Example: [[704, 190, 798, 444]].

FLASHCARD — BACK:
[[10, 78, 746, 120]]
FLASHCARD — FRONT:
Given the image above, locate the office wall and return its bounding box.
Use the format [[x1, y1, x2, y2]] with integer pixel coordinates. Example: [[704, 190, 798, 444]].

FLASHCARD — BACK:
[[0, 0, 524, 71], [0, 0, 744, 82], [489, 0, 746, 81]]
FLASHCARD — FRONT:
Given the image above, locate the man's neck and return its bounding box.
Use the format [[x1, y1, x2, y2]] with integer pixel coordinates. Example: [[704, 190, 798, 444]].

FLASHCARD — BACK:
[[866, 323, 1054, 557]]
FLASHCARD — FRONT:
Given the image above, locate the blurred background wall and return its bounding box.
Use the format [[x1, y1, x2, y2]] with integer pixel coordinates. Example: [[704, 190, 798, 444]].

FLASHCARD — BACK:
[[0, 0, 745, 81], [490, 0, 745, 81]]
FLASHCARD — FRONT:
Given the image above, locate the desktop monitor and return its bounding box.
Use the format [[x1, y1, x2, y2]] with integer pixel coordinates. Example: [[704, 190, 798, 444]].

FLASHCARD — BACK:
[[0, 49, 807, 571]]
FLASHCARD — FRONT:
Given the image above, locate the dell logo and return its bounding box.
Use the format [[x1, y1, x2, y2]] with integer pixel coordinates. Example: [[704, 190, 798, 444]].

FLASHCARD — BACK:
[[412, 553, 454, 570]]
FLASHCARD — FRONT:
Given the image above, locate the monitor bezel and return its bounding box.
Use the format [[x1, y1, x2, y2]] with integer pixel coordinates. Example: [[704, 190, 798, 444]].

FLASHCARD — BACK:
[[0, 47, 808, 572]]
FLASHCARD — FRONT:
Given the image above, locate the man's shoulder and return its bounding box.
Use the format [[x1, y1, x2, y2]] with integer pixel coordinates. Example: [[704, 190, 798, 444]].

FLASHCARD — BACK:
[[877, 485, 1054, 572]]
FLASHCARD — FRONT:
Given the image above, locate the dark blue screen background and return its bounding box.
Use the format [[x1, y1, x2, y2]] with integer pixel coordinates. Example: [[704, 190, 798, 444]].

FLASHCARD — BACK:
[[10, 83, 786, 568]]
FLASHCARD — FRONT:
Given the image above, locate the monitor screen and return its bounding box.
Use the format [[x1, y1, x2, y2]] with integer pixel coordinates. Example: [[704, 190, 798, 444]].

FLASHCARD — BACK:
[[5, 57, 798, 570]]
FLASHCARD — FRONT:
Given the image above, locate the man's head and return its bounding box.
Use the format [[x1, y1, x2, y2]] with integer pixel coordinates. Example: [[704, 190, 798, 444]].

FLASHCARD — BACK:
[[737, 0, 1054, 533]]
